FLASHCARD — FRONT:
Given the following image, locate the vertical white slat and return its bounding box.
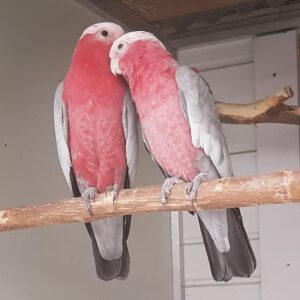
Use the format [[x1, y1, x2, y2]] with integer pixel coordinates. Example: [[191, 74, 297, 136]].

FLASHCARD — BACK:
[[254, 30, 300, 300], [171, 212, 183, 300]]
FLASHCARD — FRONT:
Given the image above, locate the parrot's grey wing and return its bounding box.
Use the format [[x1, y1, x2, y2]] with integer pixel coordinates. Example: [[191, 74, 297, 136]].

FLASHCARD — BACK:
[[176, 66, 256, 282], [176, 66, 230, 251], [122, 90, 139, 185], [54, 82, 73, 190], [176, 66, 232, 178]]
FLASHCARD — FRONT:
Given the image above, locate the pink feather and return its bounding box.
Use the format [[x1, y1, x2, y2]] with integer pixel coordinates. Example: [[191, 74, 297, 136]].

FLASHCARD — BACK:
[[63, 34, 127, 192], [120, 40, 204, 181]]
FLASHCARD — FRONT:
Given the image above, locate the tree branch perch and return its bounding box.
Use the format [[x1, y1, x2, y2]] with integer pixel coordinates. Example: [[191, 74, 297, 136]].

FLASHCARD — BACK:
[[0, 170, 299, 232], [217, 86, 300, 125]]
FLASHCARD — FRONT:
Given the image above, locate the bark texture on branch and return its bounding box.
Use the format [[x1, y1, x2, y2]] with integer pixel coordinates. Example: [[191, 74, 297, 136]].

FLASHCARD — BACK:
[[217, 86, 300, 125], [0, 170, 299, 232]]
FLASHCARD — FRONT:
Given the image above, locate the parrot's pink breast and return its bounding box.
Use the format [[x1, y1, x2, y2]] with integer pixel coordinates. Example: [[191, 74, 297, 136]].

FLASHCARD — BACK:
[[63, 68, 127, 193], [133, 70, 203, 182], [68, 101, 126, 192]]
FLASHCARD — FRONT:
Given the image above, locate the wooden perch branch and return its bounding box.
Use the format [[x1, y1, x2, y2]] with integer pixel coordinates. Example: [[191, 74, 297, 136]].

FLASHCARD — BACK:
[[0, 170, 299, 232], [217, 86, 300, 125]]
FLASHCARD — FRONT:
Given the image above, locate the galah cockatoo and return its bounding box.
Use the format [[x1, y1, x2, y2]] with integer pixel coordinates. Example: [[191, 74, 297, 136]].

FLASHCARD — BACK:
[[109, 31, 256, 282], [54, 23, 138, 280]]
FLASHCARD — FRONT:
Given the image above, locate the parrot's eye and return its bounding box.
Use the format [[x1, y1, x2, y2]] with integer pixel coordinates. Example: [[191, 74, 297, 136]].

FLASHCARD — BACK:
[[101, 30, 108, 37], [118, 43, 123, 50]]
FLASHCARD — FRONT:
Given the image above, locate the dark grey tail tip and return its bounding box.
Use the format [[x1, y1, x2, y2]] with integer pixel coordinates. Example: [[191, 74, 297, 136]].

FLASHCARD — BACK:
[[117, 274, 129, 280], [94, 263, 130, 281], [95, 272, 120, 281], [95, 273, 130, 281], [212, 270, 256, 282]]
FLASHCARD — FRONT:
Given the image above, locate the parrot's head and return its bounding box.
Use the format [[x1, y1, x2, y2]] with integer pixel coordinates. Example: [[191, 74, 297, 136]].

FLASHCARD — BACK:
[[71, 22, 125, 66], [64, 22, 126, 91], [67, 22, 125, 78], [109, 31, 166, 77], [80, 22, 125, 45]]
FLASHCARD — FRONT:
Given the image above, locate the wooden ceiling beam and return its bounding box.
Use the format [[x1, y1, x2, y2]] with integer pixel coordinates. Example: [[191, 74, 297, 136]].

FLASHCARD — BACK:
[[85, 0, 175, 51], [122, 0, 254, 22], [171, 10, 300, 48]]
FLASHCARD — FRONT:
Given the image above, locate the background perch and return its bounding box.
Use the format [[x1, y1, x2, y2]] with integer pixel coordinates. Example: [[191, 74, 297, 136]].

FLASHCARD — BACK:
[[217, 86, 300, 125], [0, 170, 299, 232]]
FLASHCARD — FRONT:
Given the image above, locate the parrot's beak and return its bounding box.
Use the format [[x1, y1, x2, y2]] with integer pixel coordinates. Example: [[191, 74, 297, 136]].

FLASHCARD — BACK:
[[110, 58, 121, 76]]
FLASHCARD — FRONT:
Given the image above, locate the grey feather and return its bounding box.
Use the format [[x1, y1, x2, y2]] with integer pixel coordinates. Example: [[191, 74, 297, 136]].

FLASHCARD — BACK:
[[122, 90, 139, 184], [176, 66, 256, 281], [176, 66, 231, 253], [91, 217, 124, 259], [176, 66, 233, 178], [54, 82, 72, 189]]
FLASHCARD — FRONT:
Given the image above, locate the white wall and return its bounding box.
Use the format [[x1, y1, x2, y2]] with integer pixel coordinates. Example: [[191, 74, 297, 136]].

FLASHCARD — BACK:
[[255, 31, 300, 300], [0, 1, 172, 299]]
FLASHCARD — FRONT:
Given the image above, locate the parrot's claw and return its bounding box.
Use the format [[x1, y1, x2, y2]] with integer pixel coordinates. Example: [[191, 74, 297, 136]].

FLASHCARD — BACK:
[[160, 177, 184, 205], [186, 173, 209, 200], [82, 187, 97, 215], [105, 185, 120, 204]]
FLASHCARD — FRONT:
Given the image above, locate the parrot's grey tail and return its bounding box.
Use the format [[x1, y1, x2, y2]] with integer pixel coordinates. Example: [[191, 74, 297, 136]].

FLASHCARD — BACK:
[[85, 215, 131, 281], [70, 168, 131, 281], [197, 208, 256, 282]]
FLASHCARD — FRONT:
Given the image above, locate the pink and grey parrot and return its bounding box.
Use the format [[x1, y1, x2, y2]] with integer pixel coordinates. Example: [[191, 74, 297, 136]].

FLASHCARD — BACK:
[[109, 31, 256, 282], [54, 23, 138, 280]]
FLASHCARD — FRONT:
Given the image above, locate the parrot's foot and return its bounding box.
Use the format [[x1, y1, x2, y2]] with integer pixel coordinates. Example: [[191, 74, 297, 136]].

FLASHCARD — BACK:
[[105, 185, 121, 204], [82, 187, 97, 215], [186, 173, 209, 200], [160, 177, 184, 205]]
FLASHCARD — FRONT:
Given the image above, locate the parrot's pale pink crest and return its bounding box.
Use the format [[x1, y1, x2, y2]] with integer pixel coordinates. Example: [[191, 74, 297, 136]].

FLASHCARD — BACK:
[[112, 39, 204, 181], [63, 25, 127, 192]]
